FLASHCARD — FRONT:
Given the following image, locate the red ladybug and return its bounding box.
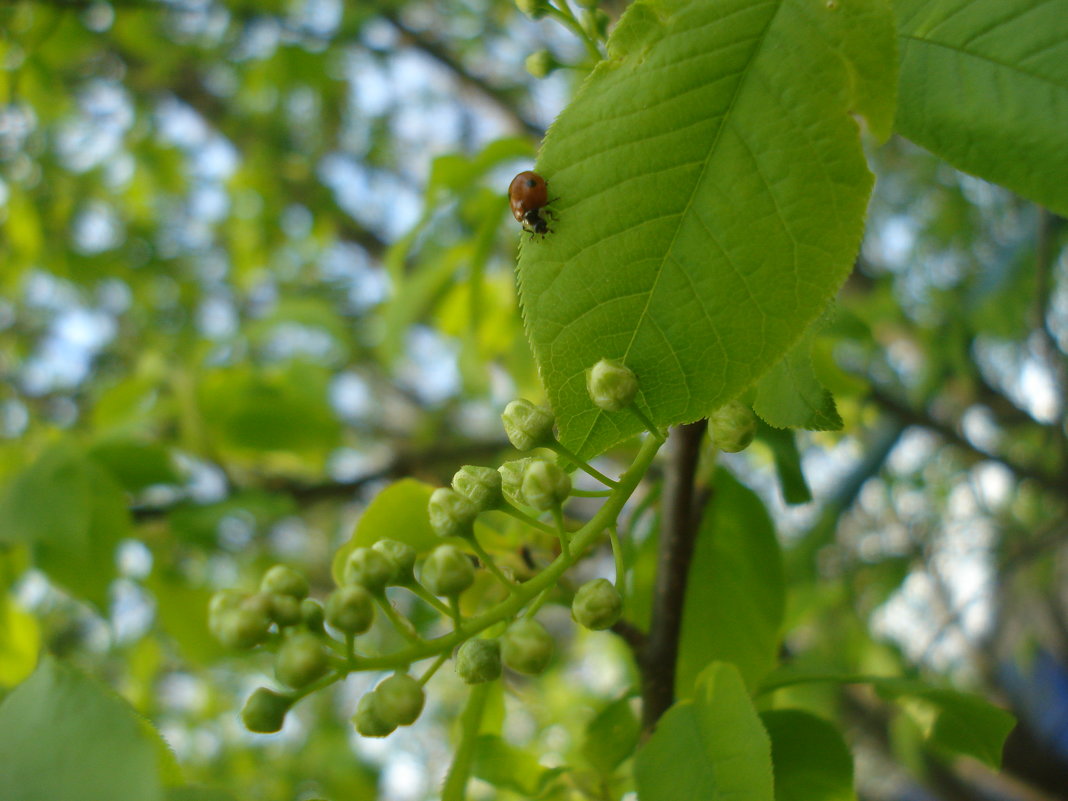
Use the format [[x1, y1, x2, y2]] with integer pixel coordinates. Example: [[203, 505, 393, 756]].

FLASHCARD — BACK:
[[509, 171, 552, 235]]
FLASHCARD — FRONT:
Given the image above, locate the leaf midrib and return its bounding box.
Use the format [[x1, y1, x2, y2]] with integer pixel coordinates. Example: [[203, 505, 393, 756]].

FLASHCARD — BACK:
[[900, 33, 1068, 92]]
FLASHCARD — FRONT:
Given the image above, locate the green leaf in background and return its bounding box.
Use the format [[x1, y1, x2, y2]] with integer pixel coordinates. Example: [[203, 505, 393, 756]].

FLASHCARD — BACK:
[[518, 0, 897, 458], [89, 439, 180, 493], [762, 709, 856, 801], [635, 662, 773, 801], [894, 0, 1068, 217], [0, 656, 171, 801], [198, 361, 341, 456], [754, 324, 843, 431], [331, 478, 438, 584], [758, 671, 1016, 769], [581, 694, 641, 776], [676, 468, 784, 695], [0, 445, 129, 608], [877, 680, 1016, 769], [472, 734, 565, 797]]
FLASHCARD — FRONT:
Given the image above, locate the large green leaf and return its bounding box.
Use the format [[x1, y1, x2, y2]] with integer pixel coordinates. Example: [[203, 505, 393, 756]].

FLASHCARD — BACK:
[[581, 695, 640, 776], [762, 709, 856, 801], [635, 662, 773, 801], [894, 0, 1068, 216], [518, 0, 897, 457], [676, 468, 785, 694], [0, 656, 171, 801]]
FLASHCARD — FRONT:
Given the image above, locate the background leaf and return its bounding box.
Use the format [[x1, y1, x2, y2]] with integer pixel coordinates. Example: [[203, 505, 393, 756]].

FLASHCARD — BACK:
[[877, 680, 1017, 768], [894, 0, 1068, 216], [762, 709, 856, 801], [331, 478, 438, 584], [676, 468, 785, 694], [518, 0, 897, 457]]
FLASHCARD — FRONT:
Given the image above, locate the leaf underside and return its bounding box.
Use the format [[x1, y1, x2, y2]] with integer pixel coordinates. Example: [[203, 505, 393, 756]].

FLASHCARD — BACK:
[[894, 0, 1068, 217], [518, 0, 896, 458]]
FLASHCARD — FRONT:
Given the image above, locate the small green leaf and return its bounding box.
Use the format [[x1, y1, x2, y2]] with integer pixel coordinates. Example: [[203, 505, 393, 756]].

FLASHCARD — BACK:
[[331, 479, 438, 584], [762, 709, 856, 801], [472, 734, 564, 796], [754, 326, 843, 431], [582, 695, 640, 775], [677, 469, 784, 695], [635, 662, 773, 801], [0, 656, 169, 801], [519, 0, 898, 458], [758, 423, 813, 504], [894, 0, 1068, 216], [876, 680, 1016, 769]]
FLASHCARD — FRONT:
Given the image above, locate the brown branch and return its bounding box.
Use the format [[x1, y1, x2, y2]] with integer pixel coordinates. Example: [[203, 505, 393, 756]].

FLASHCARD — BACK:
[[131, 437, 510, 522], [640, 419, 707, 734], [867, 385, 1065, 496]]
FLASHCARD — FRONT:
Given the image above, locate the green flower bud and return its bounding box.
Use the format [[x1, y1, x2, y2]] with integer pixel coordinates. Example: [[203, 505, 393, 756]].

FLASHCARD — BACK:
[[572, 578, 623, 631], [455, 638, 502, 684], [521, 459, 571, 511], [709, 401, 757, 453], [515, 0, 551, 18], [374, 673, 425, 727], [269, 593, 303, 628], [525, 49, 557, 79], [428, 487, 478, 539], [371, 539, 416, 585], [208, 590, 244, 638], [502, 399, 555, 451], [501, 618, 554, 675], [344, 547, 395, 593], [301, 597, 326, 633], [452, 465, 504, 511], [275, 632, 329, 689], [260, 564, 309, 599], [352, 691, 396, 738], [325, 585, 375, 634], [498, 458, 534, 506], [215, 594, 273, 649], [587, 358, 639, 412], [421, 544, 475, 597], [241, 687, 294, 734]]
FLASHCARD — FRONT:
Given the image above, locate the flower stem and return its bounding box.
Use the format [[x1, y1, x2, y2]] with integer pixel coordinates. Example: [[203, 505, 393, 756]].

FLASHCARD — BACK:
[[548, 441, 619, 488], [468, 537, 521, 596]]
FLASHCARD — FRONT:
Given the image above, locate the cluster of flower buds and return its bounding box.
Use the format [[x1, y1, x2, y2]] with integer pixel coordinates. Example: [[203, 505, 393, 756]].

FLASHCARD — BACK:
[[216, 361, 663, 738]]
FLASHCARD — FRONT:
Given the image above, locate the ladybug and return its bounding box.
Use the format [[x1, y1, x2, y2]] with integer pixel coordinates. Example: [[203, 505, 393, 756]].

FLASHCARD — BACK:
[[509, 171, 553, 235]]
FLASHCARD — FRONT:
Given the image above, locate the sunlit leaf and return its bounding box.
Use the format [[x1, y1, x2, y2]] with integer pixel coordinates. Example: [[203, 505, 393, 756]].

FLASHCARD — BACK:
[[519, 0, 897, 458]]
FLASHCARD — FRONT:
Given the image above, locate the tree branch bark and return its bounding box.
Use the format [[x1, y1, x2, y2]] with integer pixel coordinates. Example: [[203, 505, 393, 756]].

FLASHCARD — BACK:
[[640, 419, 707, 734]]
